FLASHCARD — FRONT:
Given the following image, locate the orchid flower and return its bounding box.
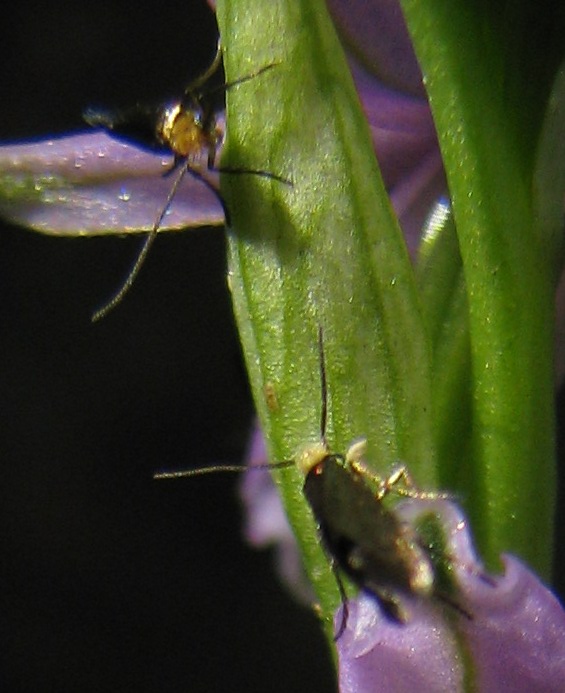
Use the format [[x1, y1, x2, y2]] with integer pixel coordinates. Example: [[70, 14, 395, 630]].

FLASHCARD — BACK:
[[0, 0, 564, 689], [216, 0, 565, 688], [0, 129, 224, 235]]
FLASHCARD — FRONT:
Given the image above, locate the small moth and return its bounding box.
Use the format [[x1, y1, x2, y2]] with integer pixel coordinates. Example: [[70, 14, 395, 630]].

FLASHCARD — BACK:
[[85, 40, 289, 321], [155, 328, 465, 638]]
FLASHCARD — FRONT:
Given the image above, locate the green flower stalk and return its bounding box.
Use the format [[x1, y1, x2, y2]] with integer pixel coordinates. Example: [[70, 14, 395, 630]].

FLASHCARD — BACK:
[[399, 0, 563, 578], [217, 0, 563, 641], [0, 0, 563, 686], [217, 0, 440, 639]]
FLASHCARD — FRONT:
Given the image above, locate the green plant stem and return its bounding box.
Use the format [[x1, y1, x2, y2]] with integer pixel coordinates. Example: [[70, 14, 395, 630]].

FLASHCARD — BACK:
[[400, 0, 557, 576], [216, 0, 435, 641]]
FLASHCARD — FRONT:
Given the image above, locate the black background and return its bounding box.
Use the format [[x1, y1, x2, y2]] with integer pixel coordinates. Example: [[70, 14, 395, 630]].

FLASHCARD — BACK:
[[0, 1, 334, 691]]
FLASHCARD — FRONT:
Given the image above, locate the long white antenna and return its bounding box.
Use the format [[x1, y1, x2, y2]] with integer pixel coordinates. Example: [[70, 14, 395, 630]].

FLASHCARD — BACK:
[[153, 459, 293, 480]]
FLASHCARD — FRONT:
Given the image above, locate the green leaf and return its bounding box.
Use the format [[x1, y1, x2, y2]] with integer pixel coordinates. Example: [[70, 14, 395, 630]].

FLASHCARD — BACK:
[[216, 0, 434, 639], [400, 0, 559, 576], [416, 202, 474, 497]]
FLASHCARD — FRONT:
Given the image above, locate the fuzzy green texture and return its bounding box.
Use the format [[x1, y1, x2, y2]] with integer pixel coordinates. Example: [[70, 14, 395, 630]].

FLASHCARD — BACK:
[[216, 0, 436, 640], [416, 205, 474, 497], [400, 0, 565, 576]]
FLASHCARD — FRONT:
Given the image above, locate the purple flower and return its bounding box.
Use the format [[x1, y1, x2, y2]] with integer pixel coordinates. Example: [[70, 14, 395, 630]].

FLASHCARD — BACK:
[[347, 57, 445, 256], [326, 0, 445, 256], [0, 128, 224, 235], [242, 425, 565, 690], [326, 0, 424, 96], [234, 7, 564, 690], [337, 500, 565, 693], [240, 425, 314, 604], [0, 1, 441, 256]]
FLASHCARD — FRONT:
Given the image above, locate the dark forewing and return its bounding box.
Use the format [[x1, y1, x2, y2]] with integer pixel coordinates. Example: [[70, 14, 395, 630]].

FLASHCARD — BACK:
[[304, 457, 417, 592]]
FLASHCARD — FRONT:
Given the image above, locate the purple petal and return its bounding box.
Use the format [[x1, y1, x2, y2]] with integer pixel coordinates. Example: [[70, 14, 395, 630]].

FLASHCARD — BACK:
[[338, 594, 461, 692], [239, 425, 314, 603], [327, 0, 424, 97], [349, 58, 445, 255], [0, 131, 224, 234], [327, 2, 447, 252], [241, 427, 565, 690], [240, 427, 291, 547], [337, 500, 565, 693], [459, 556, 565, 692], [274, 0, 441, 257]]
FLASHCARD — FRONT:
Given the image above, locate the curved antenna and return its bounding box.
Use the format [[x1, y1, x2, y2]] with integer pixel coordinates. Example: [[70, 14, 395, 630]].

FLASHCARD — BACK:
[[91, 233, 157, 323], [154, 459, 294, 480], [186, 38, 223, 95], [90, 40, 224, 323], [90, 163, 289, 323], [91, 50, 289, 323], [205, 62, 279, 99], [91, 162, 226, 323]]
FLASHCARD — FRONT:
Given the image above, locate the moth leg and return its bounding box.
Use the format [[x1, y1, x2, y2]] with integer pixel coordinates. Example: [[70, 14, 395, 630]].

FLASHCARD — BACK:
[[376, 592, 407, 623], [435, 590, 473, 620], [381, 466, 451, 501], [345, 440, 387, 487], [363, 583, 407, 623], [330, 560, 350, 641], [344, 440, 450, 501]]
